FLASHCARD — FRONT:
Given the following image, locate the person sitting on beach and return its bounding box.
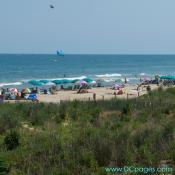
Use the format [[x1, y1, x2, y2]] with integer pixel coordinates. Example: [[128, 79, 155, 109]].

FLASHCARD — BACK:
[[60, 85, 64, 90], [146, 85, 151, 92], [118, 89, 124, 95], [44, 89, 47, 94], [16, 92, 21, 100], [115, 88, 124, 95]]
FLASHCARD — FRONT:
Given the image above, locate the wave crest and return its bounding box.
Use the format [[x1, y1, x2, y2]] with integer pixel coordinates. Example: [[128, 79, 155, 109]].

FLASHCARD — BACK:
[[95, 73, 122, 78], [0, 82, 22, 87]]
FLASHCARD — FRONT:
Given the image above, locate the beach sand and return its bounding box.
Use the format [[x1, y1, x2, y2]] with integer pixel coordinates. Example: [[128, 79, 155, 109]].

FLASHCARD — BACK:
[[37, 84, 159, 103]]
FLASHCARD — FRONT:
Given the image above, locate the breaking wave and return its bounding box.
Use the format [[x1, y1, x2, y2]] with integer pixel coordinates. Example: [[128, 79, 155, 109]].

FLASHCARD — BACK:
[[95, 73, 122, 78], [0, 82, 22, 87]]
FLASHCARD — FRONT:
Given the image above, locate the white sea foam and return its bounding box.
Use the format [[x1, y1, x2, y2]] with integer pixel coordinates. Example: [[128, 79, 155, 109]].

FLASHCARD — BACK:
[[0, 82, 22, 87], [128, 77, 140, 80], [49, 76, 87, 81], [103, 79, 114, 82], [22, 76, 87, 83], [95, 73, 122, 78]]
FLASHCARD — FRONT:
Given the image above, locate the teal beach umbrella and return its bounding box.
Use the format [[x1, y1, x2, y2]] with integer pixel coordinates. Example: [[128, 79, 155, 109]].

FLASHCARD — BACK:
[[160, 75, 175, 80], [52, 80, 62, 85], [83, 78, 93, 83], [39, 80, 49, 84], [70, 79, 79, 83], [28, 80, 44, 86], [60, 79, 71, 84]]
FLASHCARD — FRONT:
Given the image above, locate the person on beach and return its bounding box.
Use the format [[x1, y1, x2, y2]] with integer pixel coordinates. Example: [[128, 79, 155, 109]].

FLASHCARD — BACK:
[[140, 77, 142, 82], [146, 85, 151, 92], [125, 77, 127, 84], [117, 89, 124, 95], [155, 75, 160, 86]]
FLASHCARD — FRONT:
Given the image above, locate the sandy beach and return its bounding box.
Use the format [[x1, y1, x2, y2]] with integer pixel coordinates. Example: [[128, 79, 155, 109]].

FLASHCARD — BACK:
[[37, 84, 159, 103]]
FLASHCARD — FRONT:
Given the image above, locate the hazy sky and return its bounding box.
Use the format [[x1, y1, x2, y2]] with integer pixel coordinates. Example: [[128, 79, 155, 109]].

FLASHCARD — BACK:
[[1, 0, 175, 54]]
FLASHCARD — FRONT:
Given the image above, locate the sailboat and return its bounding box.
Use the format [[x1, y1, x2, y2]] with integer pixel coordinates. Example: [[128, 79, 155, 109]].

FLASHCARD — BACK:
[[57, 50, 64, 56]]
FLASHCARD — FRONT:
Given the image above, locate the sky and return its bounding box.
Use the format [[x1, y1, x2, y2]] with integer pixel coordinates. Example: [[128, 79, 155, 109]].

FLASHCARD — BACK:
[[0, 0, 175, 54]]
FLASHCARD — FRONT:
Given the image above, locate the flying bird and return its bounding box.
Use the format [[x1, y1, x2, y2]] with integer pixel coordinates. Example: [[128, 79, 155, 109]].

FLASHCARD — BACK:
[[50, 5, 54, 9]]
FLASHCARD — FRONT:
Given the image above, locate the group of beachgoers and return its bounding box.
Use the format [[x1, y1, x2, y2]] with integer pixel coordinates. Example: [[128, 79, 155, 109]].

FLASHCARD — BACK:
[[0, 82, 96, 102], [0, 75, 169, 103], [0, 87, 38, 102]]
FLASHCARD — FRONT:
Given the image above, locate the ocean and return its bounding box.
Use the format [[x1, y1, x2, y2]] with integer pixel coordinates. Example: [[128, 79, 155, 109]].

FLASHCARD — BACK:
[[0, 54, 175, 87]]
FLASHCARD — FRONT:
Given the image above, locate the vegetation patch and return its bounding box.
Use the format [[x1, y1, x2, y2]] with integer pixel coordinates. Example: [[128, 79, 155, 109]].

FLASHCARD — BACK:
[[0, 88, 175, 174]]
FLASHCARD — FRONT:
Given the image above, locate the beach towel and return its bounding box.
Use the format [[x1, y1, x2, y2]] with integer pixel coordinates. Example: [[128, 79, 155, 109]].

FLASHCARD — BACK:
[[25, 94, 37, 101]]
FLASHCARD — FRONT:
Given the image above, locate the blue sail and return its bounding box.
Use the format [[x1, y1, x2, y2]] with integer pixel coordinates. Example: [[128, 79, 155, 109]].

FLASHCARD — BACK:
[[57, 50, 64, 56]]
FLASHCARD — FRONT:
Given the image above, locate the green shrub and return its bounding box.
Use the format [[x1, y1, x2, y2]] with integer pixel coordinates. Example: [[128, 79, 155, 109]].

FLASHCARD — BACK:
[[0, 159, 9, 175], [58, 103, 67, 120], [0, 115, 19, 134], [0, 88, 175, 174], [4, 130, 19, 150], [166, 88, 175, 95], [122, 103, 132, 115]]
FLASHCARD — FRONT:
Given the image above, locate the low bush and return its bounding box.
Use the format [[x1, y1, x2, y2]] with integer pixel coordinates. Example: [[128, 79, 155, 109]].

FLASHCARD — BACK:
[[0, 88, 175, 174], [4, 130, 19, 150]]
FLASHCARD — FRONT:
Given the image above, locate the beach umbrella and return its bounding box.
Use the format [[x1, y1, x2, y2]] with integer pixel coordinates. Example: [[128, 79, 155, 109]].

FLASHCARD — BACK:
[[28, 80, 43, 86], [60, 79, 71, 84], [39, 80, 49, 84], [113, 84, 121, 90], [52, 80, 62, 85], [75, 80, 88, 85], [143, 77, 150, 81], [83, 78, 93, 83], [90, 80, 97, 85], [9, 88, 18, 93], [52, 79, 71, 84], [160, 75, 175, 80], [115, 79, 123, 83], [71, 79, 79, 83]]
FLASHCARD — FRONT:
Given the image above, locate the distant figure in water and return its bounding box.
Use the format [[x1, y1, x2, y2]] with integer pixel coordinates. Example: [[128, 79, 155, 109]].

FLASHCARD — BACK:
[[125, 77, 127, 84], [64, 74, 66, 77]]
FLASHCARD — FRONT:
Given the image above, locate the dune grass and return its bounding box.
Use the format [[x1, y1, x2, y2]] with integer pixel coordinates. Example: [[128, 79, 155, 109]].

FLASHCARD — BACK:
[[0, 88, 175, 174]]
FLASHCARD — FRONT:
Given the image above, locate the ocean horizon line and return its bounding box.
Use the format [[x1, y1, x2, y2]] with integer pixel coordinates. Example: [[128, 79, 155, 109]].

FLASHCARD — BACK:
[[1, 53, 175, 56]]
